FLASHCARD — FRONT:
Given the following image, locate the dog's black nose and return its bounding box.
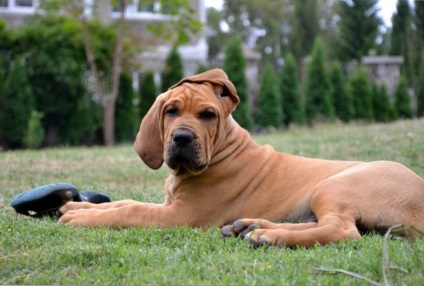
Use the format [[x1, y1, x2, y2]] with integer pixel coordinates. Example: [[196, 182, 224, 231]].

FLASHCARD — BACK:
[[173, 130, 194, 145]]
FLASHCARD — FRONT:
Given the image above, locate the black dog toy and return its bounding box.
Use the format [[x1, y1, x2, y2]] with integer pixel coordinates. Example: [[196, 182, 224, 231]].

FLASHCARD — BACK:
[[10, 183, 110, 218]]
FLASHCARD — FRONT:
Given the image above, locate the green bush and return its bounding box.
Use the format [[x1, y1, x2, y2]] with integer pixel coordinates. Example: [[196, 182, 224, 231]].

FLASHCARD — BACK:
[[17, 16, 96, 146], [139, 72, 158, 119], [348, 67, 374, 121], [330, 62, 354, 122], [394, 76, 413, 119], [1, 58, 34, 149], [223, 36, 254, 130], [305, 38, 334, 123], [115, 73, 138, 143], [416, 52, 424, 117], [0, 53, 5, 144], [161, 46, 184, 92], [24, 110, 45, 149], [62, 95, 99, 146], [256, 64, 283, 128], [280, 53, 305, 125], [372, 83, 396, 122]]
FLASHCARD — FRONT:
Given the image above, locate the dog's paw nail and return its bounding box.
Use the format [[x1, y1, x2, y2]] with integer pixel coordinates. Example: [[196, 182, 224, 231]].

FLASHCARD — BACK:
[[240, 224, 258, 239], [258, 236, 271, 246], [221, 225, 234, 237], [233, 220, 245, 232], [248, 237, 260, 248]]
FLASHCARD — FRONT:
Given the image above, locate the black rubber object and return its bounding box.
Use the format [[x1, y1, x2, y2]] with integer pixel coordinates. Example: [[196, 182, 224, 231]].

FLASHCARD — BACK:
[[80, 191, 111, 204], [10, 183, 110, 218]]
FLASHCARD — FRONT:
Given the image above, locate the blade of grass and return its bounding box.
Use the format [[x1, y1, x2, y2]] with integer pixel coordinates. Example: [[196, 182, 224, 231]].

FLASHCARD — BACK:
[[382, 225, 401, 285], [312, 267, 381, 286]]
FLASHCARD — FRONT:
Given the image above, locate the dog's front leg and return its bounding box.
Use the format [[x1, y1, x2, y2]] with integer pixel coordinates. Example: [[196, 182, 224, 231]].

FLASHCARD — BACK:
[[59, 202, 186, 228]]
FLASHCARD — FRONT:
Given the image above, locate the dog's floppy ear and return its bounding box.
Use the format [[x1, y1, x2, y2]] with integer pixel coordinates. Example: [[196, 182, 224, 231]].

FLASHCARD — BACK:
[[169, 69, 240, 112], [134, 93, 166, 169]]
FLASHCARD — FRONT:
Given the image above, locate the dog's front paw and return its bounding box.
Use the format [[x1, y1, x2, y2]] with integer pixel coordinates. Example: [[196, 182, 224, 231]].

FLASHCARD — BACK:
[[59, 201, 94, 216], [59, 209, 101, 227]]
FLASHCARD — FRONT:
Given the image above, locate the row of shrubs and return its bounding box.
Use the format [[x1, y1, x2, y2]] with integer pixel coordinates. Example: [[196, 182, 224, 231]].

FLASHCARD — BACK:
[[1, 17, 423, 150], [226, 37, 424, 131]]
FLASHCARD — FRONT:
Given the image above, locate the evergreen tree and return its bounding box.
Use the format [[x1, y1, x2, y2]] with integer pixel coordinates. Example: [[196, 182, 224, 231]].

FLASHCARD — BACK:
[[62, 93, 99, 145], [223, 36, 254, 130], [256, 64, 283, 128], [24, 110, 45, 149], [330, 62, 354, 122], [223, 1, 290, 66], [336, 0, 382, 60], [161, 47, 184, 92], [1, 58, 34, 148], [139, 72, 158, 119], [291, 0, 319, 62], [415, 0, 424, 46], [305, 38, 334, 123], [348, 67, 374, 121], [372, 83, 395, 122], [394, 76, 413, 118], [417, 52, 424, 117], [0, 53, 5, 145], [414, 1, 424, 76], [115, 73, 138, 142], [0, 53, 4, 93], [391, 0, 413, 81], [280, 53, 304, 125]]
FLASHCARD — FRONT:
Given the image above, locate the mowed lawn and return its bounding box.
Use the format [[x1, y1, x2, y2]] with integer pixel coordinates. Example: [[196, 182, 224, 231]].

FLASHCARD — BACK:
[[1, 119, 423, 285]]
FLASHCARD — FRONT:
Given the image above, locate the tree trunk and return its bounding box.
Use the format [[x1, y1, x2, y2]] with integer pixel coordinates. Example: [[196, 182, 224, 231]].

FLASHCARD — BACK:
[[81, 0, 126, 147], [103, 0, 126, 146], [103, 99, 116, 146]]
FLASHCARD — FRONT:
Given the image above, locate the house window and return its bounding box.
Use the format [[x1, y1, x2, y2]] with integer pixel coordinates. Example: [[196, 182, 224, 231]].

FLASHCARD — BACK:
[[16, 0, 33, 6], [113, 1, 180, 14], [138, 1, 155, 12], [0, 0, 8, 7]]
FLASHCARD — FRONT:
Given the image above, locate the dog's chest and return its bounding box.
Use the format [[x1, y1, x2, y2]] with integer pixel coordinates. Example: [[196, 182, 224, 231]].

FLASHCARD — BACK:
[[164, 174, 191, 205]]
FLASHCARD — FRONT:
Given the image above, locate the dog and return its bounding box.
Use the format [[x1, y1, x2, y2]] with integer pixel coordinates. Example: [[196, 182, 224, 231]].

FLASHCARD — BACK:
[[59, 69, 424, 247]]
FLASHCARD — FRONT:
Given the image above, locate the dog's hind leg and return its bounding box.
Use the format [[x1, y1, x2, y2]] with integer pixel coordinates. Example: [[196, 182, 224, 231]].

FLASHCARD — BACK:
[[243, 162, 424, 247], [225, 178, 365, 247], [241, 217, 361, 248], [224, 208, 361, 247]]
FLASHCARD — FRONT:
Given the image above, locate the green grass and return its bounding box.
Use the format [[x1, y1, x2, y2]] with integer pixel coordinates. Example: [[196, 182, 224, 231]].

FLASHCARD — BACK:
[[1, 119, 424, 285]]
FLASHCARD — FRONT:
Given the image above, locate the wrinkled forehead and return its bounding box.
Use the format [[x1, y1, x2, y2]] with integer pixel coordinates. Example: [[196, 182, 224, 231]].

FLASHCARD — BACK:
[[165, 82, 219, 108]]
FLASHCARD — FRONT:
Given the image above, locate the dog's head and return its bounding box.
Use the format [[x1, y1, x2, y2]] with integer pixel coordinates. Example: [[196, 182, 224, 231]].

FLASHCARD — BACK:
[[134, 69, 239, 174]]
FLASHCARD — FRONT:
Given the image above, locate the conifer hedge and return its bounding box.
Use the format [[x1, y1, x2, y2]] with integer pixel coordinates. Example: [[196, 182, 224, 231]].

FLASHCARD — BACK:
[[257, 64, 283, 128], [280, 53, 304, 125], [223, 36, 254, 130], [305, 38, 334, 123]]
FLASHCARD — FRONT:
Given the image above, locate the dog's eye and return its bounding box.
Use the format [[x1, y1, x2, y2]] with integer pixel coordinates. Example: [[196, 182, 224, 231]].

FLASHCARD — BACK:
[[199, 111, 217, 120], [165, 108, 178, 117]]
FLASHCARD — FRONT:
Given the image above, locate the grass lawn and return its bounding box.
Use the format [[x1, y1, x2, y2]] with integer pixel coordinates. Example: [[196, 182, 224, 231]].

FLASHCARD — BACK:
[[1, 119, 423, 285]]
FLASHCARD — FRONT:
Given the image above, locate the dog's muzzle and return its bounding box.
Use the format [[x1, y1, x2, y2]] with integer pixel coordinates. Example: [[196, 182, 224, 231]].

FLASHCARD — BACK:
[[166, 130, 204, 172]]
